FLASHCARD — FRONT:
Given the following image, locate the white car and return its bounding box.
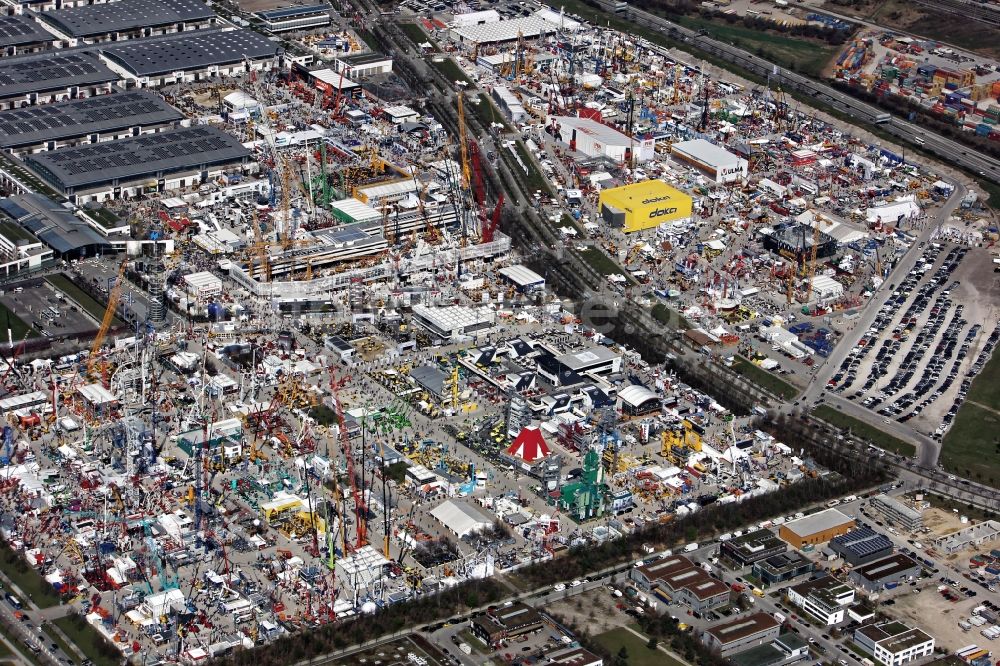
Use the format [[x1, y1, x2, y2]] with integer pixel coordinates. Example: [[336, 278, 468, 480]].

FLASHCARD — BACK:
[[553, 583, 565, 592], [570, 580, 582, 588]]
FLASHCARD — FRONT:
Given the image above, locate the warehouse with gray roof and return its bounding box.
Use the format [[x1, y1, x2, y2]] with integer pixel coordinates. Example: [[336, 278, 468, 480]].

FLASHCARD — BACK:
[[0, 91, 184, 156], [0, 193, 110, 259], [25, 125, 252, 203], [0, 51, 117, 110], [36, 0, 216, 45], [0, 14, 54, 55], [101, 28, 280, 87]]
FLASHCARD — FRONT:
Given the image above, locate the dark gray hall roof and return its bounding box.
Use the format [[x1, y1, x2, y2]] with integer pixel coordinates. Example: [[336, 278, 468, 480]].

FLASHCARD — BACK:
[[37, 0, 215, 39], [25, 125, 249, 191], [0, 14, 53, 48], [0, 51, 117, 99], [101, 28, 279, 77], [0, 91, 183, 149], [0, 193, 110, 255]]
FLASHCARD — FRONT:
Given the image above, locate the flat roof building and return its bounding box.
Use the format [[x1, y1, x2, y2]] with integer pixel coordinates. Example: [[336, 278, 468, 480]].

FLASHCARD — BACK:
[[411, 304, 495, 342], [849, 553, 921, 592], [549, 115, 655, 164], [450, 16, 554, 47], [935, 519, 1000, 554], [778, 509, 855, 549], [671, 138, 748, 183], [752, 551, 814, 585], [598, 180, 694, 233], [854, 621, 934, 666], [255, 4, 331, 33], [829, 527, 894, 566], [0, 14, 54, 55], [0, 90, 183, 156], [762, 224, 838, 265], [0, 51, 117, 110], [545, 646, 603, 666], [729, 634, 810, 666], [25, 125, 251, 203], [36, 0, 216, 45], [333, 52, 393, 78], [703, 612, 781, 657], [497, 265, 545, 292], [870, 494, 923, 532], [722, 529, 788, 567], [101, 28, 279, 87], [787, 576, 855, 626], [631, 554, 730, 611], [0, 193, 110, 258], [0, 211, 52, 275]]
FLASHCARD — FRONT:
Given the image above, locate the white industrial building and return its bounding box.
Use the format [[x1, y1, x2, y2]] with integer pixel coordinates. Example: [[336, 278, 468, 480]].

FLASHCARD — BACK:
[[854, 621, 935, 666], [333, 53, 393, 79], [866, 198, 921, 225], [491, 86, 527, 123], [548, 115, 654, 163], [430, 500, 494, 537], [183, 271, 223, 298], [255, 4, 330, 32], [412, 304, 496, 342], [450, 16, 555, 47], [671, 139, 748, 183], [497, 264, 544, 292], [807, 275, 844, 301], [450, 9, 501, 28]]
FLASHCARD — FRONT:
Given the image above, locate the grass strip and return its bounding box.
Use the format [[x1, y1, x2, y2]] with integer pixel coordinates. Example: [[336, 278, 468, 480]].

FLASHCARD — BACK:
[[0, 543, 59, 608], [45, 274, 119, 325], [52, 615, 119, 666], [731, 357, 799, 401], [813, 404, 916, 457]]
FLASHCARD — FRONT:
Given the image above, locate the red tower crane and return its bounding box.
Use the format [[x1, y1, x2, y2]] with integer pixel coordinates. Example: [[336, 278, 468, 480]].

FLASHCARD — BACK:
[[328, 371, 366, 549]]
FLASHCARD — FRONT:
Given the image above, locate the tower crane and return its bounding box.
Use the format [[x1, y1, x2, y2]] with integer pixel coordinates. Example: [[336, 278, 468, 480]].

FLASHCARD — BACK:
[[456, 93, 471, 191], [86, 259, 128, 382], [803, 221, 824, 304], [329, 372, 367, 549]]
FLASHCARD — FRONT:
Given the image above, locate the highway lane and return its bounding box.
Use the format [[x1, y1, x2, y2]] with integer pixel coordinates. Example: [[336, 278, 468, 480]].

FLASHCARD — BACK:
[[578, 0, 1000, 184]]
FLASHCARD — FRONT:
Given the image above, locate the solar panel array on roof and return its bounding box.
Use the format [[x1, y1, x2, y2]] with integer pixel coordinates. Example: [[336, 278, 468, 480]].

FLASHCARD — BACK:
[[830, 527, 893, 558], [25, 125, 249, 190], [37, 0, 215, 38], [0, 14, 53, 47], [0, 91, 183, 148], [102, 28, 278, 77], [257, 3, 329, 20], [0, 52, 116, 99]]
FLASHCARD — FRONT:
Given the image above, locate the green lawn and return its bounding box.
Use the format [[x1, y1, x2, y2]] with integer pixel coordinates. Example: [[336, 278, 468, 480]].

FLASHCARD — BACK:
[[470, 93, 513, 133], [0, 543, 60, 608], [577, 247, 633, 282], [399, 23, 435, 50], [941, 403, 1000, 487], [652, 303, 691, 330], [510, 141, 551, 194], [978, 178, 1000, 210], [673, 15, 837, 77], [812, 405, 916, 457], [594, 627, 688, 666], [45, 274, 118, 325], [80, 208, 123, 231], [43, 625, 79, 665], [354, 28, 379, 51], [731, 357, 799, 401], [52, 616, 118, 666], [429, 57, 472, 87], [0, 301, 38, 340], [963, 345, 1000, 411]]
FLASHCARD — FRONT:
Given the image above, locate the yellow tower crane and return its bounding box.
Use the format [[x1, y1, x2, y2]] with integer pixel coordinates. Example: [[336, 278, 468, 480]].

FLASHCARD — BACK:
[[456, 93, 471, 190], [86, 259, 128, 382]]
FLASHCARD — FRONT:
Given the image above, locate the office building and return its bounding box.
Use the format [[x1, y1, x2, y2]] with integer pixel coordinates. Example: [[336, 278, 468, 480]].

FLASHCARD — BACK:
[[786, 576, 855, 626], [702, 612, 781, 657], [256, 4, 330, 32], [854, 621, 935, 666], [870, 495, 923, 532], [722, 530, 788, 567], [752, 551, 814, 585]]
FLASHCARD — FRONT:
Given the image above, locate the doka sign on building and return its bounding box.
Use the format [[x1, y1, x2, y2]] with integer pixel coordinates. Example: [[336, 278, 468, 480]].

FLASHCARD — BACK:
[[599, 180, 694, 233]]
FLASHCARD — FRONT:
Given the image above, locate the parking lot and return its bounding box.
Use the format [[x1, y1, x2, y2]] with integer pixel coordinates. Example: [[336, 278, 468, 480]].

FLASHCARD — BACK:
[[827, 241, 1000, 439]]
